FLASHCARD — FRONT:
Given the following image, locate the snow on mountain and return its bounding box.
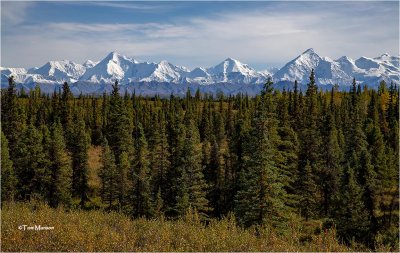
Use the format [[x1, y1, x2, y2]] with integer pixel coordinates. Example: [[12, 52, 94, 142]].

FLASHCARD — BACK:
[[79, 52, 188, 84], [0, 67, 28, 84], [29, 60, 87, 83], [1, 50, 399, 95], [273, 48, 399, 86], [80, 52, 138, 83], [83, 60, 99, 68], [206, 57, 268, 84], [274, 48, 323, 83], [139, 60, 184, 83]]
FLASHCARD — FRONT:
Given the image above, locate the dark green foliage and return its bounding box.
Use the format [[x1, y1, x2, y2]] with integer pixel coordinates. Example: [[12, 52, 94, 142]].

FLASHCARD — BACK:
[[70, 111, 90, 207], [14, 124, 50, 200], [48, 122, 72, 208], [297, 161, 317, 221], [130, 123, 153, 218], [106, 81, 133, 165], [118, 151, 130, 211], [178, 117, 209, 218], [149, 117, 170, 207], [1, 131, 16, 201], [235, 81, 288, 228], [334, 166, 369, 244], [99, 138, 119, 209], [2, 76, 24, 154], [1, 73, 398, 250]]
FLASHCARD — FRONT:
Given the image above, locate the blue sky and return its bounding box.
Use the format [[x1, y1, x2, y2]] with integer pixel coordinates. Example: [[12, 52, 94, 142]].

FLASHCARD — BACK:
[[1, 1, 399, 70]]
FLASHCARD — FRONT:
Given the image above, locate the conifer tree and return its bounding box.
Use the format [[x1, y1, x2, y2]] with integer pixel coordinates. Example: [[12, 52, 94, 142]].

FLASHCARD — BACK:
[[48, 121, 72, 208], [118, 151, 130, 211], [333, 166, 369, 244], [320, 111, 343, 216], [14, 124, 50, 200], [153, 187, 164, 217], [1, 131, 16, 202], [130, 123, 153, 218], [99, 138, 119, 209], [276, 90, 299, 209], [61, 81, 73, 126], [2, 76, 23, 154], [301, 69, 322, 168], [70, 111, 90, 207], [175, 169, 190, 215], [178, 116, 209, 218], [235, 83, 287, 227], [149, 119, 170, 206], [297, 161, 317, 221], [106, 81, 133, 165], [208, 137, 227, 217]]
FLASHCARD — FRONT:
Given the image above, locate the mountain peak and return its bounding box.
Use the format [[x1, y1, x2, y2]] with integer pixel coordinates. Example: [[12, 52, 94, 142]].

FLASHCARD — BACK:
[[302, 48, 316, 55], [224, 57, 238, 62], [105, 51, 122, 61]]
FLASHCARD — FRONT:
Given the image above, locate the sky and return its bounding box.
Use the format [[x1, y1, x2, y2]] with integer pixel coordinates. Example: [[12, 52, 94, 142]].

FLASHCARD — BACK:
[[1, 1, 399, 70]]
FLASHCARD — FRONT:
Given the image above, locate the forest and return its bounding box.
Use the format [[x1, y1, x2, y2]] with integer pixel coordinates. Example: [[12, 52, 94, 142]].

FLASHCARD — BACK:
[[1, 70, 399, 251]]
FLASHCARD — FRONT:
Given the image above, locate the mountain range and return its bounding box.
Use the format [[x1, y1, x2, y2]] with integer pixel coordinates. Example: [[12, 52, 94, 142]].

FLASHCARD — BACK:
[[1, 48, 399, 96]]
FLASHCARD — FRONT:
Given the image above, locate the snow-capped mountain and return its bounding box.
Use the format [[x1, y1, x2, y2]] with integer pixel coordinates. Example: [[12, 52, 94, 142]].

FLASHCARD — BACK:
[[30, 60, 87, 82], [274, 48, 353, 85], [205, 57, 269, 84], [274, 48, 399, 87], [1, 49, 398, 96]]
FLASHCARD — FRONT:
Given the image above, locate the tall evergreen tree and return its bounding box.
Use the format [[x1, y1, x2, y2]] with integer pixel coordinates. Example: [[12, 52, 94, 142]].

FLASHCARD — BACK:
[[99, 138, 119, 209], [1, 131, 16, 202], [333, 166, 369, 244], [235, 82, 287, 227], [149, 118, 170, 207], [118, 151, 130, 211], [130, 123, 153, 218], [296, 161, 317, 221], [70, 111, 90, 207], [320, 111, 343, 216], [177, 116, 209, 218], [48, 121, 72, 208], [2, 76, 23, 154], [14, 124, 50, 200], [106, 81, 133, 165]]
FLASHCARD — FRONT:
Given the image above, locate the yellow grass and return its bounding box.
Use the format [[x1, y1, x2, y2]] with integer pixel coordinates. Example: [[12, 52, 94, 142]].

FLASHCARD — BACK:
[[1, 201, 356, 252]]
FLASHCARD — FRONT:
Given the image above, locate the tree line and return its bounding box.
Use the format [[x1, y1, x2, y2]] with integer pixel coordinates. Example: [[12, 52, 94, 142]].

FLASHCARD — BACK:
[[1, 71, 398, 249]]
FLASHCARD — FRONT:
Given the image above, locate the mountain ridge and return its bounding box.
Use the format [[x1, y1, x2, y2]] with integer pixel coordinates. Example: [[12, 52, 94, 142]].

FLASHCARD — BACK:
[[1, 49, 399, 95]]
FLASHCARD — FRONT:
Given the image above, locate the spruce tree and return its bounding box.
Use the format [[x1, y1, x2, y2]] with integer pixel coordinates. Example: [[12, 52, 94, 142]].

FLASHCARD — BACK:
[[14, 124, 50, 200], [149, 118, 170, 205], [70, 111, 90, 207], [130, 123, 153, 218], [320, 111, 343, 216], [333, 166, 369, 244], [297, 161, 317, 221], [61, 81, 73, 126], [118, 151, 130, 211], [178, 116, 209, 218], [235, 83, 287, 227], [1, 131, 16, 202], [106, 80, 133, 165], [2, 76, 23, 154], [99, 138, 119, 209], [48, 121, 72, 208]]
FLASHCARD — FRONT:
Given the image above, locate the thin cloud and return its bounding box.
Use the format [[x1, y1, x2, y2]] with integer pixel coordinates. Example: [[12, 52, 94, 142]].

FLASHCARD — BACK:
[[1, 2, 398, 70], [1, 1, 35, 25]]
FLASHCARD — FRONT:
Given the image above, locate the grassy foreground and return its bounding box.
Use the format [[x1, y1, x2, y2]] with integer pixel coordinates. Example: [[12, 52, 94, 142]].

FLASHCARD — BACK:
[[2, 201, 358, 252]]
